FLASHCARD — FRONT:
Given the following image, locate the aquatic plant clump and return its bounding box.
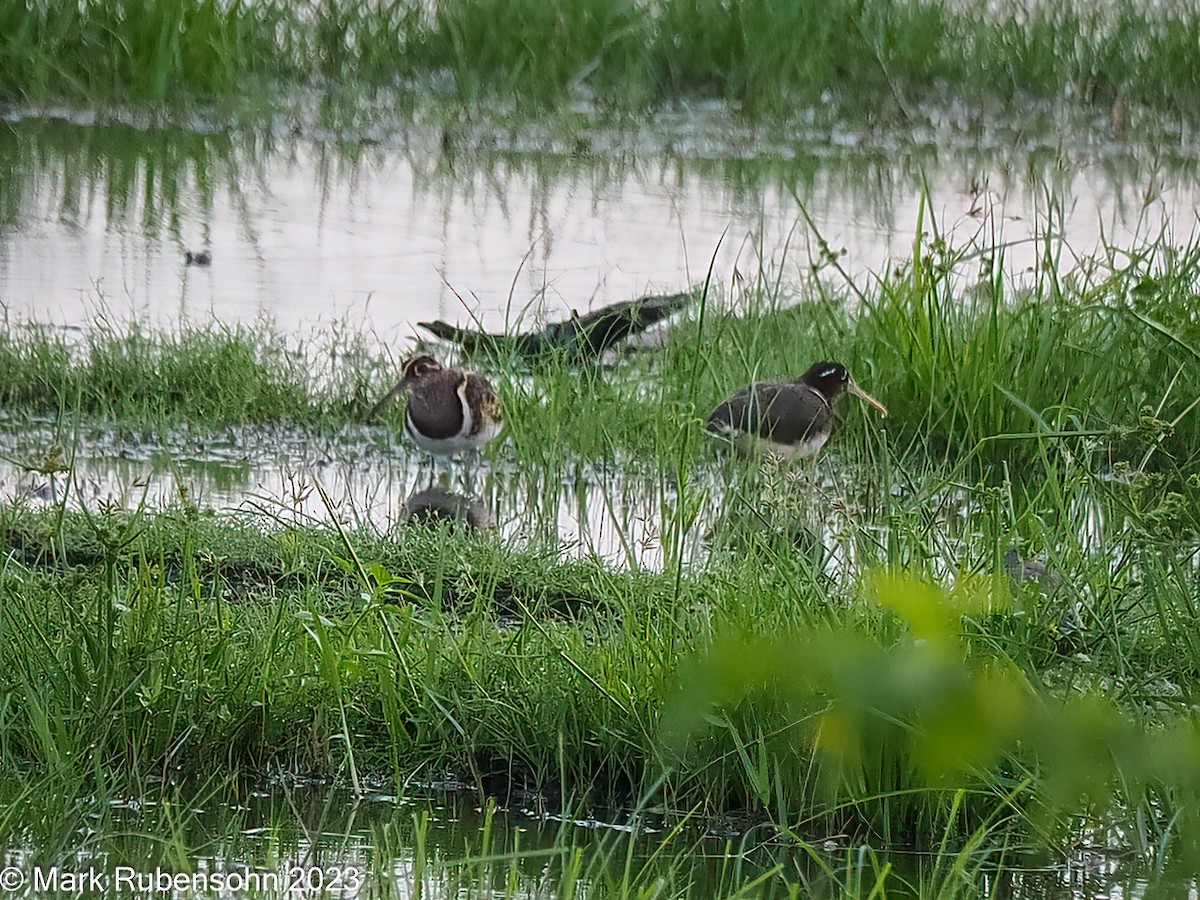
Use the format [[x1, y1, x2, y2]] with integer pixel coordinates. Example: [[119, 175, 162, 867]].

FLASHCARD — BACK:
[[2, 503, 1200, 887], [0, 316, 389, 428], [3, 0, 1200, 125]]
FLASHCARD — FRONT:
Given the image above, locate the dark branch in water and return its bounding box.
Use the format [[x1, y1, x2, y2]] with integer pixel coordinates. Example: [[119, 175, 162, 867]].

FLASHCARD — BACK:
[[418, 290, 695, 361]]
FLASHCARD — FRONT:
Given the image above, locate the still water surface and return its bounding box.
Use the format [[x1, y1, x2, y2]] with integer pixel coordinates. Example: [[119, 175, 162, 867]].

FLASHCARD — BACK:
[[3, 116, 1197, 334], [0, 115, 1196, 568], [1, 112, 1196, 896], [0, 779, 1155, 898]]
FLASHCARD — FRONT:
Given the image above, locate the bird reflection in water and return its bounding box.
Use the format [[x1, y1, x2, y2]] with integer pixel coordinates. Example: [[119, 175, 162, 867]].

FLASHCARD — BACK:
[[402, 487, 493, 532]]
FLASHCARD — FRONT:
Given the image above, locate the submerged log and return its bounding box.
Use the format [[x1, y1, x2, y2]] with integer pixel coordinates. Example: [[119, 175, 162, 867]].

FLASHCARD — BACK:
[[418, 290, 695, 360]]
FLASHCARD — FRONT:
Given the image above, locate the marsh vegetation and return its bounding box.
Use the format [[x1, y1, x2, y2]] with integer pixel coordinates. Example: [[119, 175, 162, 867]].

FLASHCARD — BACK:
[[5, 2, 1200, 894], [3, 218, 1200, 894], [7, 0, 1200, 130]]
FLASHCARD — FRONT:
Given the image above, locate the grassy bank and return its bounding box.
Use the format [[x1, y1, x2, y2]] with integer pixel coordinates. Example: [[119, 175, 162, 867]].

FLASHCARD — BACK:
[[4, 0, 1200, 126], [2, 475, 1200, 888], [2, 232, 1200, 889], [2, 226, 1198, 482], [0, 316, 384, 429]]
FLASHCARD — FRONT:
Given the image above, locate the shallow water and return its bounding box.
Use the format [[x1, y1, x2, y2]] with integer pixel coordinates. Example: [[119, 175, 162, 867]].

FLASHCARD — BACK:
[[0, 779, 1167, 899], [2, 112, 1195, 568], [2, 114, 1199, 339], [0, 419, 886, 572], [4, 108, 1200, 898]]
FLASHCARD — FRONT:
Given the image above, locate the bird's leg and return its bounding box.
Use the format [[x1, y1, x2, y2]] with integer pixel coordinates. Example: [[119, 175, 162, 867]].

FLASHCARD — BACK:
[[789, 453, 822, 494], [431, 455, 457, 491], [412, 451, 438, 490], [758, 454, 825, 550], [707, 452, 764, 552], [456, 450, 484, 496]]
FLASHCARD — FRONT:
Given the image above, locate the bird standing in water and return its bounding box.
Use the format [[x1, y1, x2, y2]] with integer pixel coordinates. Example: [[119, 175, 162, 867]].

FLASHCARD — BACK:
[[706, 361, 888, 458], [368, 355, 502, 456]]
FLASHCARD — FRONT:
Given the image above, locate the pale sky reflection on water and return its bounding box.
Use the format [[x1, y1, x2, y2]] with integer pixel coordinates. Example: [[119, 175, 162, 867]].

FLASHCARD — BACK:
[[2, 130, 1196, 345], [1, 120, 1198, 568]]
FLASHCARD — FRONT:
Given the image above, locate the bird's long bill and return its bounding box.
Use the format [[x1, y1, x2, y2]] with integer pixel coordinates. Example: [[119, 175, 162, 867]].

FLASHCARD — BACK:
[[366, 376, 412, 421], [848, 379, 889, 418]]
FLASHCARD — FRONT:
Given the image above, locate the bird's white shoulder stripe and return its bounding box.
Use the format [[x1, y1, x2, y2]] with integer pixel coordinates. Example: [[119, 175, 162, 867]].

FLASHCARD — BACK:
[[456, 380, 474, 436]]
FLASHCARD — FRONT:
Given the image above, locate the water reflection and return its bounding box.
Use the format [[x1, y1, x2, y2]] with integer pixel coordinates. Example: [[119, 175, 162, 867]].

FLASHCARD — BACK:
[[0, 779, 1175, 899], [2, 116, 1199, 344], [0, 422, 714, 569], [402, 486, 493, 531], [0, 419, 1002, 582]]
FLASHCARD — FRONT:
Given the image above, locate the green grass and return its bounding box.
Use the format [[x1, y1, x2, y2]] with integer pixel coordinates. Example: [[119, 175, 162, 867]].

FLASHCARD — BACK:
[[2, 230, 1200, 890], [494, 222, 1200, 481], [0, 0, 291, 106], [2, 430, 1200, 887], [0, 316, 387, 429], [1, 221, 1199, 485], [5, 0, 1200, 126]]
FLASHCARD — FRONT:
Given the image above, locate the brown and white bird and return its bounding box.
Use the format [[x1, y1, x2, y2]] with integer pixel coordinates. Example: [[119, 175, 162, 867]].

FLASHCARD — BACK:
[[368, 355, 502, 456], [706, 361, 888, 458]]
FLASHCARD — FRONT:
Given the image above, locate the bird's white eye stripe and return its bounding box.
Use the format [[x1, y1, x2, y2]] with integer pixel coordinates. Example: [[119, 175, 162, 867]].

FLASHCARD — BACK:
[[818, 367, 839, 378]]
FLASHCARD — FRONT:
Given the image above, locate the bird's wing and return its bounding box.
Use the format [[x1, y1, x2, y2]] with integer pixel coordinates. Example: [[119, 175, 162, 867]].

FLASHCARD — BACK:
[[406, 373, 467, 439], [462, 374, 501, 434], [417, 320, 528, 355], [421, 291, 696, 361], [708, 382, 829, 444], [569, 291, 695, 355]]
